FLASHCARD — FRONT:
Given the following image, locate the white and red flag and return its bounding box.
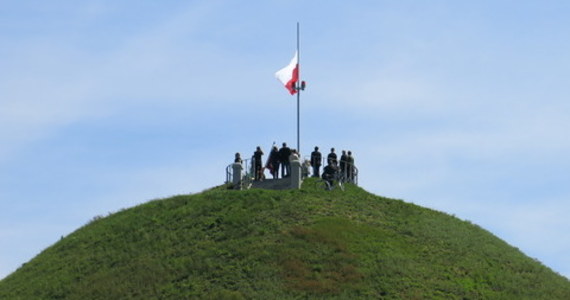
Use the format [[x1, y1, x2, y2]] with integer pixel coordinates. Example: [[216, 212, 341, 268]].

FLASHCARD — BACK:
[[275, 51, 299, 95]]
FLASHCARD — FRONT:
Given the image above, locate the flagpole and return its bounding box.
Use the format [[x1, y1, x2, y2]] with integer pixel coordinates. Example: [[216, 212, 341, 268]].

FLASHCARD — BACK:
[[296, 22, 301, 155]]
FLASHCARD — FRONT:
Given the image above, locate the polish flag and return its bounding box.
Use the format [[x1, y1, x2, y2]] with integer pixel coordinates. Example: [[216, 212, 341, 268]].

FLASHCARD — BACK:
[[275, 51, 299, 95]]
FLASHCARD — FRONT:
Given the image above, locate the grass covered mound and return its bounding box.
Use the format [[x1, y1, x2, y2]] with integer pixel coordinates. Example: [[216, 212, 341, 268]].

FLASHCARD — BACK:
[[1, 179, 569, 299]]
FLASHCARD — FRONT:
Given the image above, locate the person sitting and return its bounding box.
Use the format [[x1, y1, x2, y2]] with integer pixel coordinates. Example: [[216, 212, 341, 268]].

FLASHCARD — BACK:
[[322, 161, 339, 189]]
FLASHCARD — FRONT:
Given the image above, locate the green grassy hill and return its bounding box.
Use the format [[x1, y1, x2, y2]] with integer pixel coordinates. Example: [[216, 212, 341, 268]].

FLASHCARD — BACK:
[[1, 179, 569, 299]]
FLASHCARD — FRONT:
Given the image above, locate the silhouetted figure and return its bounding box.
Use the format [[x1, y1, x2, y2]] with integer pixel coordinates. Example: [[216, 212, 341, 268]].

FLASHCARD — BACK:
[[266, 146, 280, 179], [310, 146, 322, 177], [234, 152, 242, 164], [279, 142, 292, 177], [340, 150, 348, 179], [327, 148, 337, 166], [322, 161, 339, 189], [347, 150, 355, 183], [253, 146, 264, 181]]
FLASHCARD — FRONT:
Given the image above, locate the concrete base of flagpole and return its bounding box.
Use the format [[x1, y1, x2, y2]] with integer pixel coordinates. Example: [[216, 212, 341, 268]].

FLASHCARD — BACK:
[[290, 160, 302, 189], [232, 163, 243, 189]]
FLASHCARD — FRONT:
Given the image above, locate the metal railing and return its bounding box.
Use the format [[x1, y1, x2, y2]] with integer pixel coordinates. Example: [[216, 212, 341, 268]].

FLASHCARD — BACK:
[[225, 164, 233, 184], [304, 156, 359, 186], [225, 158, 253, 189], [227, 155, 359, 188]]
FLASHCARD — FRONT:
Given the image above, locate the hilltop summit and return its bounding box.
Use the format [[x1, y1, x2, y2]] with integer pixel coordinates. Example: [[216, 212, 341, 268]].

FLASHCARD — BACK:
[[1, 180, 569, 299]]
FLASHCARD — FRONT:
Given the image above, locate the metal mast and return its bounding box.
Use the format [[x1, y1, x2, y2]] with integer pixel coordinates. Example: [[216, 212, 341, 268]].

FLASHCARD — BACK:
[[296, 22, 301, 154]]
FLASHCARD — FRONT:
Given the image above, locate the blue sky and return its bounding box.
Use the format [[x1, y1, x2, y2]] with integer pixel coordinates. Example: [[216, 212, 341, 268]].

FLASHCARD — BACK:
[[1, 0, 570, 280]]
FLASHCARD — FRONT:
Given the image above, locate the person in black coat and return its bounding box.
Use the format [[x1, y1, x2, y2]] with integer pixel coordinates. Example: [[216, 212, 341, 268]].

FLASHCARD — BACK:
[[266, 146, 280, 179], [310, 146, 322, 177], [234, 152, 242, 164], [327, 148, 337, 166], [347, 150, 355, 183], [322, 160, 339, 189], [339, 150, 348, 179], [253, 146, 264, 180], [279, 142, 292, 177]]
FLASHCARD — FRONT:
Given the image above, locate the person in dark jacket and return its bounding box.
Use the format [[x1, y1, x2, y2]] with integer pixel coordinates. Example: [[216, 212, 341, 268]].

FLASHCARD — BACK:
[[339, 150, 348, 179], [234, 152, 242, 164], [347, 150, 355, 183], [310, 146, 322, 177], [253, 146, 264, 181], [279, 143, 292, 177], [322, 161, 339, 189], [327, 148, 337, 166], [266, 146, 280, 179]]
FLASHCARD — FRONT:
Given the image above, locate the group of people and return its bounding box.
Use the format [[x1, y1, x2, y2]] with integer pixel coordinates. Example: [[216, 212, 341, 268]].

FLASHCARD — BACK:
[[234, 143, 300, 181], [234, 144, 357, 184], [310, 147, 357, 185], [264, 142, 300, 180]]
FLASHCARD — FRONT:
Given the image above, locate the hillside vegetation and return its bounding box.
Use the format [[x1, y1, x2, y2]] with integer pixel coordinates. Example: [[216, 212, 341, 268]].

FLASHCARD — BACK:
[[1, 179, 569, 299]]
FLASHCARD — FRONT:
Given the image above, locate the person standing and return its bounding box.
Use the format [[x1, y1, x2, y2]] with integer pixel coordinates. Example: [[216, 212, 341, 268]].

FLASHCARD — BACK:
[[347, 150, 355, 183], [327, 148, 337, 166], [339, 150, 348, 179], [279, 142, 292, 177], [310, 146, 322, 177], [253, 146, 264, 181], [234, 152, 242, 164], [266, 146, 280, 179]]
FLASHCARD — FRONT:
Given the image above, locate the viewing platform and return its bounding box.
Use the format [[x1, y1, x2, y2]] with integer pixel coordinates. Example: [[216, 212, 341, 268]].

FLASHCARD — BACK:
[[225, 157, 358, 191]]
